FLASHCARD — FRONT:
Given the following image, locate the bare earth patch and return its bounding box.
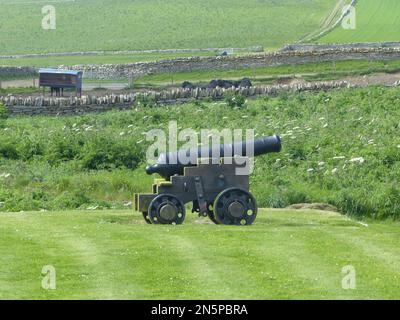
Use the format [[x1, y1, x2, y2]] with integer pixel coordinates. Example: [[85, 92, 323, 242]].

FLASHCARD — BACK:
[[287, 203, 339, 212]]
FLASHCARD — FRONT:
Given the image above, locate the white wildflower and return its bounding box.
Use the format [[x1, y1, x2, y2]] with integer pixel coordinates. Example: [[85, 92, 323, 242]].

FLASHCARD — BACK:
[[307, 168, 314, 173], [350, 157, 365, 164], [318, 162, 325, 167]]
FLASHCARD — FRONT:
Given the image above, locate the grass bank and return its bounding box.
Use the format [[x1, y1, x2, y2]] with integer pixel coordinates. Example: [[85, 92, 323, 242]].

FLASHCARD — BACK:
[[0, 85, 400, 218]]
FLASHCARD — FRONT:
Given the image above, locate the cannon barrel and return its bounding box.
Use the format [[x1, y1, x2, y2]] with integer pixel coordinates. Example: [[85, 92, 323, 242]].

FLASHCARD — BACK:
[[146, 135, 282, 179]]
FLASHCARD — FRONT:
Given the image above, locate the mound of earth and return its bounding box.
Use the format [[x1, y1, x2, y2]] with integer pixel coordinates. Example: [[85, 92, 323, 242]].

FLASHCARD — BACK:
[[287, 203, 338, 212]]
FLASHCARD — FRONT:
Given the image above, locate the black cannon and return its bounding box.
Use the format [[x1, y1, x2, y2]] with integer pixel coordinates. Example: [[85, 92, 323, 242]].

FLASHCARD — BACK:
[[135, 135, 281, 226]]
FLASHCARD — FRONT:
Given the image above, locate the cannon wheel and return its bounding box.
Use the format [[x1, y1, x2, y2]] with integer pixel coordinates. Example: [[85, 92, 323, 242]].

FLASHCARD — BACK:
[[142, 211, 152, 224], [148, 194, 186, 225], [213, 188, 257, 226], [206, 203, 221, 225]]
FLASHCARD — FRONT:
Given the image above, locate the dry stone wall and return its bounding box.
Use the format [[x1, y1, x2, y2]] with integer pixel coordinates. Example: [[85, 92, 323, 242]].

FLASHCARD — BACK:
[[2, 47, 400, 80], [0, 66, 36, 78], [68, 48, 400, 80], [2, 80, 351, 116], [282, 42, 400, 52]]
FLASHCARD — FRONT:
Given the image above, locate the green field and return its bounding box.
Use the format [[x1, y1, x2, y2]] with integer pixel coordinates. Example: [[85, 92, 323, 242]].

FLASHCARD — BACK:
[[0, 0, 336, 55], [320, 0, 400, 43], [3, 59, 400, 89], [0, 52, 217, 68], [0, 208, 399, 299], [134, 59, 400, 87]]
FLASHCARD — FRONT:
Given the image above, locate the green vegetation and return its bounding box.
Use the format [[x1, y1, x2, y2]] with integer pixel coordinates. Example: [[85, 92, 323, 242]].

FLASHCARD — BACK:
[[0, 87, 38, 95], [0, 52, 216, 68], [1, 86, 400, 219], [320, 0, 400, 43], [3, 59, 400, 89], [0, 0, 336, 55], [0, 209, 399, 299], [133, 59, 400, 87], [0, 102, 8, 119]]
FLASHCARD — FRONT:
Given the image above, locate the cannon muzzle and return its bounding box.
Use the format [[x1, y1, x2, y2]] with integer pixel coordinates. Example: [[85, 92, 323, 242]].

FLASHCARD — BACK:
[[146, 135, 281, 179]]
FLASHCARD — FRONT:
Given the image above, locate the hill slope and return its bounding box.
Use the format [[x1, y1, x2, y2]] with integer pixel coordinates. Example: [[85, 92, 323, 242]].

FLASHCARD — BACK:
[[320, 0, 400, 43], [0, 209, 399, 299], [0, 0, 336, 55]]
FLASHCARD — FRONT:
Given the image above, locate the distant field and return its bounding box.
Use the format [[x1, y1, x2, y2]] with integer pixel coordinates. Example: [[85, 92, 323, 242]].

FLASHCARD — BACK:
[[134, 59, 400, 86], [0, 0, 336, 55], [0, 52, 216, 68], [320, 0, 400, 43], [1, 209, 399, 299]]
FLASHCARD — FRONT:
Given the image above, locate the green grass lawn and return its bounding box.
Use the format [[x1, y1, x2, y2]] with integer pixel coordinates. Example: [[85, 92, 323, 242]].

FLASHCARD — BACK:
[[320, 0, 400, 43], [0, 208, 399, 299], [0, 0, 336, 55]]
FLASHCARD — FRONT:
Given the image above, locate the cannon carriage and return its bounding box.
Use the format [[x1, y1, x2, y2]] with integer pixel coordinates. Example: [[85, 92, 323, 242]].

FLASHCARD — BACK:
[[134, 135, 281, 226]]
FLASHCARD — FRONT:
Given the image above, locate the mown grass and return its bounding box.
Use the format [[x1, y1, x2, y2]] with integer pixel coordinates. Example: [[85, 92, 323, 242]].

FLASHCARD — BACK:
[[320, 0, 400, 43], [0, 85, 400, 219], [0, 0, 335, 55], [0, 209, 399, 299]]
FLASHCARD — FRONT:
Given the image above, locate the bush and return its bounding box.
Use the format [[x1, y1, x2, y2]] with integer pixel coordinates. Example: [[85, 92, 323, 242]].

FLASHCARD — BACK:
[[0, 102, 9, 119], [225, 93, 247, 108], [0, 142, 19, 159], [80, 136, 143, 170]]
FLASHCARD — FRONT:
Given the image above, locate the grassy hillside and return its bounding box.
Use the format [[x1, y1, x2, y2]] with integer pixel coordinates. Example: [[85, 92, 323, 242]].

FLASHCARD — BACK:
[[0, 0, 336, 55], [0, 209, 399, 299], [1, 86, 400, 219], [320, 0, 400, 43]]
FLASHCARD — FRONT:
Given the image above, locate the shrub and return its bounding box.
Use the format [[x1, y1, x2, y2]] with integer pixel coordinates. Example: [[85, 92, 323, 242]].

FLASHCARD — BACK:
[[80, 136, 143, 170], [0, 102, 9, 119], [225, 93, 247, 108], [0, 142, 19, 159]]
